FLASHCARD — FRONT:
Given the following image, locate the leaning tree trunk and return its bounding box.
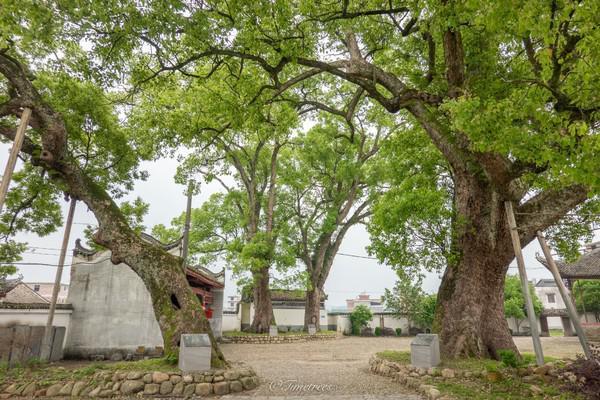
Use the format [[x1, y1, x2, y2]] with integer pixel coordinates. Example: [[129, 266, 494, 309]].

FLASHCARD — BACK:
[[304, 286, 322, 332], [249, 267, 273, 333], [71, 174, 227, 366], [434, 174, 517, 359]]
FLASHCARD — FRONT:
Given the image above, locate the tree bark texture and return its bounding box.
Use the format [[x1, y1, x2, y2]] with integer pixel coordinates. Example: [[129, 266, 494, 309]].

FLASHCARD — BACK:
[[250, 268, 273, 333], [304, 286, 322, 330]]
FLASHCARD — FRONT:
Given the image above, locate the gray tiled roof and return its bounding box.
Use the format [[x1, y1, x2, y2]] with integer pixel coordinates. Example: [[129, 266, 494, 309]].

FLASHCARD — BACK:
[[536, 247, 600, 279]]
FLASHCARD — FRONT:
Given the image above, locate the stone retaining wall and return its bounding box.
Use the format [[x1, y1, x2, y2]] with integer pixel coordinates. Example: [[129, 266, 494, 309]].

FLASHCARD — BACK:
[[223, 333, 339, 344], [582, 323, 600, 342], [0, 367, 259, 398]]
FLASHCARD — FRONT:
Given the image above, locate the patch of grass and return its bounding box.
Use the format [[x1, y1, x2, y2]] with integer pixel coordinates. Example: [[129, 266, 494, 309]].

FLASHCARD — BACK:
[[549, 329, 564, 337], [0, 357, 178, 387], [376, 351, 411, 364]]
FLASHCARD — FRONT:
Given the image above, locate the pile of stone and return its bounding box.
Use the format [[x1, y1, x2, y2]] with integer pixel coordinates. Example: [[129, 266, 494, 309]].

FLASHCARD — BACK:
[[369, 354, 569, 399], [0, 367, 259, 398], [223, 333, 338, 344]]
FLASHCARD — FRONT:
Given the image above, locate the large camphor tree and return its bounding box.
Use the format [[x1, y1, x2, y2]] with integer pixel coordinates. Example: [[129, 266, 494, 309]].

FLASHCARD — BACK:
[[0, 16, 226, 363]]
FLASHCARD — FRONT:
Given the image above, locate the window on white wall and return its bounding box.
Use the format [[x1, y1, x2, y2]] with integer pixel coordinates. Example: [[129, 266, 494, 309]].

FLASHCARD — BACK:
[[547, 293, 556, 303]]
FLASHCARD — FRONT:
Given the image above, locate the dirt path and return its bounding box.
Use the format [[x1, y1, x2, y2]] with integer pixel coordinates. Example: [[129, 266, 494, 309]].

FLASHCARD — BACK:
[[219, 335, 585, 399]]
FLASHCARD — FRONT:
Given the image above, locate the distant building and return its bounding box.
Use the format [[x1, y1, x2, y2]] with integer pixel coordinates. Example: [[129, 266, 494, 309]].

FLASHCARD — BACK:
[[24, 282, 69, 303], [345, 292, 383, 312], [0, 279, 48, 304], [225, 295, 241, 311], [534, 279, 564, 330]]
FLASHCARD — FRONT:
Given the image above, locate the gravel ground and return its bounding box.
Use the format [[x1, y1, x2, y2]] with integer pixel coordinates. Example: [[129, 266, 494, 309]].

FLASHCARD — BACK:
[[220, 335, 585, 399]]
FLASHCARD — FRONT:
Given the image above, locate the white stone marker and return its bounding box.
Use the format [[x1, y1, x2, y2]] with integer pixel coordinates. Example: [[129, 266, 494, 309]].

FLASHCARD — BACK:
[[178, 334, 211, 372], [410, 334, 440, 368], [308, 324, 317, 335], [269, 326, 278, 336]]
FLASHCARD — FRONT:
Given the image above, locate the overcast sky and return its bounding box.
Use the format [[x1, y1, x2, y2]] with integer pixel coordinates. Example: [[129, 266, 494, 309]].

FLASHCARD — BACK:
[[2, 144, 595, 308]]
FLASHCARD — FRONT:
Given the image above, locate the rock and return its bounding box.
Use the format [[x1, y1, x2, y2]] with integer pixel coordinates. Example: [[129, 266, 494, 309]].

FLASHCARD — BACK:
[[183, 383, 196, 397], [160, 381, 173, 394], [58, 382, 74, 396], [195, 383, 212, 396], [170, 375, 182, 384], [239, 369, 252, 377], [127, 371, 144, 380], [204, 374, 214, 383], [240, 376, 257, 390], [417, 368, 427, 376], [152, 371, 170, 384], [213, 375, 225, 382], [111, 382, 121, 391], [486, 371, 503, 382], [230, 380, 243, 392], [21, 383, 37, 396], [522, 375, 538, 383], [3, 384, 18, 394], [110, 352, 123, 361], [142, 373, 152, 383], [224, 370, 240, 380], [120, 380, 145, 394], [91, 354, 105, 361], [80, 385, 94, 397], [441, 369, 455, 379], [144, 383, 160, 395], [529, 384, 543, 395], [98, 389, 113, 397], [213, 381, 230, 395], [45, 383, 64, 397], [193, 373, 204, 383], [428, 388, 441, 400], [88, 385, 102, 397], [173, 382, 185, 395], [0, 394, 11, 400], [34, 389, 46, 397], [183, 374, 193, 383], [427, 367, 439, 376], [534, 365, 551, 376]]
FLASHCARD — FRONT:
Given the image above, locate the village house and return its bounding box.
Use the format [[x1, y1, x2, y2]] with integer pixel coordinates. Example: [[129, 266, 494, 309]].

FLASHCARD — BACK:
[[24, 282, 69, 303]]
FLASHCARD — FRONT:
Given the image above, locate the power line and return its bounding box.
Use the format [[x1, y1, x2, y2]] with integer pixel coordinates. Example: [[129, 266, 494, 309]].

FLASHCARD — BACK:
[[337, 252, 377, 260]]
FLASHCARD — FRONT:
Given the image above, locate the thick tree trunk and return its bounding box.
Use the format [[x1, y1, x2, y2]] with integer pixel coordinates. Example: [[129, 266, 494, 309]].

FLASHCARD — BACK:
[[249, 267, 273, 333], [435, 174, 517, 359], [304, 286, 322, 332]]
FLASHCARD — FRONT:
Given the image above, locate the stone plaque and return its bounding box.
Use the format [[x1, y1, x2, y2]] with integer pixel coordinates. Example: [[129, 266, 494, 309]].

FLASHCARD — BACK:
[[307, 324, 317, 335], [269, 326, 278, 336], [178, 334, 211, 372], [410, 334, 440, 368]]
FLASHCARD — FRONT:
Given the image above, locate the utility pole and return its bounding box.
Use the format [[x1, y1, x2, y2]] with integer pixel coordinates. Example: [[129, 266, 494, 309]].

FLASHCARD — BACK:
[[181, 181, 194, 271], [537, 231, 591, 359], [0, 108, 32, 213], [41, 198, 77, 361], [505, 201, 545, 366]]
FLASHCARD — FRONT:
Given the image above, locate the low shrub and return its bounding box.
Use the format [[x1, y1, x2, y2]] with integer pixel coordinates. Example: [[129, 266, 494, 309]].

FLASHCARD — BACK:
[[498, 349, 520, 368], [374, 327, 382, 336], [395, 328, 402, 336]]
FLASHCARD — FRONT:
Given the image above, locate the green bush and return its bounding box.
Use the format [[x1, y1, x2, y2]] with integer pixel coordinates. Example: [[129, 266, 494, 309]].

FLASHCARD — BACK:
[[395, 328, 402, 336], [498, 349, 520, 368], [374, 327, 382, 336], [349, 305, 373, 335]]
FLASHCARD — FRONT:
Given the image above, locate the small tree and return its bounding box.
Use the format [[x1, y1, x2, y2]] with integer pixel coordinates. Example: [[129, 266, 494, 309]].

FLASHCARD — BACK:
[[349, 305, 373, 335], [573, 280, 600, 323], [384, 279, 436, 331], [504, 275, 543, 334]]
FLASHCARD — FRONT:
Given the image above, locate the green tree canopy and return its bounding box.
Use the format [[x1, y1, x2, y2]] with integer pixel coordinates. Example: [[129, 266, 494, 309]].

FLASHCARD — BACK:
[[504, 275, 543, 333]]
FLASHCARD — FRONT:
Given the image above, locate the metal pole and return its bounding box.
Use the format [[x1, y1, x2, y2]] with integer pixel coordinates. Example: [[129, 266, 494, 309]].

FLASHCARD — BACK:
[[181, 181, 193, 271], [0, 108, 32, 213], [504, 201, 545, 366], [537, 231, 591, 359], [41, 198, 77, 361]]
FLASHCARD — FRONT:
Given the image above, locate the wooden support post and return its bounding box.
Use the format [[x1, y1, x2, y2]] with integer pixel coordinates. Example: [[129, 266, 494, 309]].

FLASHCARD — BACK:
[[181, 181, 194, 271], [504, 201, 544, 366], [537, 231, 592, 359], [41, 198, 77, 361], [0, 108, 32, 213]]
